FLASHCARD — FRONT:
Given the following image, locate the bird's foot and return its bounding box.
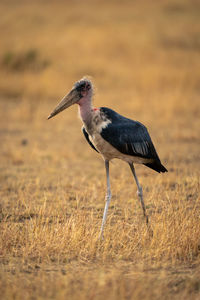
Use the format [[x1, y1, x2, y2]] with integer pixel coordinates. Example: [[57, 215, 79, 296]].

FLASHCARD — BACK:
[[98, 231, 104, 241], [144, 214, 153, 237]]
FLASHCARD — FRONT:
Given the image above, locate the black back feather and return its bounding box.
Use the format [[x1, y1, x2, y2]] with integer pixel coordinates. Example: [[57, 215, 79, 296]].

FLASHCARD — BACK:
[[100, 107, 167, 173]]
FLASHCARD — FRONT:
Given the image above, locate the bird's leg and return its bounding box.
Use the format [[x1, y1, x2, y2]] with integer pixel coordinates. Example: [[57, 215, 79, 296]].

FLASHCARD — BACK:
[[99, 160, 112, 240], [129, 163, 149, 225]]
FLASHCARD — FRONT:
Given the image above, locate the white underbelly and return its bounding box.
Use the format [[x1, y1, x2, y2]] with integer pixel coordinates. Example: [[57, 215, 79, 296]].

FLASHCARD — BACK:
[[91, 132, 152, 164]]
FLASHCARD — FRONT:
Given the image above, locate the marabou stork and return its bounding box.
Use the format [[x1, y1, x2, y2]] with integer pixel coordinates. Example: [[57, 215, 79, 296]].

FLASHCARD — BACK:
[[48, 77, 167, 238]]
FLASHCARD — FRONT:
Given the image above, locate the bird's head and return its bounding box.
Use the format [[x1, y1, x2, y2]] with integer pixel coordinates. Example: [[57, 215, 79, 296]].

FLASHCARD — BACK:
[[47, 77, 93, 120]]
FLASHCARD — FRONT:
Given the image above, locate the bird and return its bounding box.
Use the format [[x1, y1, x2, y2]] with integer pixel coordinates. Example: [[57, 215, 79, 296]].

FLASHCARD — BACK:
[[47, 77, 167, 239]]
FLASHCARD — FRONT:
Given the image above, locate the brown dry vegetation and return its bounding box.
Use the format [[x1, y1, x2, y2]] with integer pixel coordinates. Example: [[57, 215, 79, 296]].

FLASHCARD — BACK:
[[0, 0, 200, 299]]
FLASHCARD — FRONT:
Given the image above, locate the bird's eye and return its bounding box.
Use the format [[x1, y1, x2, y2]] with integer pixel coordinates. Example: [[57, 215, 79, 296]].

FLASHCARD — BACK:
[[76, 82, 91, 92], [76, 83, 84, 91]]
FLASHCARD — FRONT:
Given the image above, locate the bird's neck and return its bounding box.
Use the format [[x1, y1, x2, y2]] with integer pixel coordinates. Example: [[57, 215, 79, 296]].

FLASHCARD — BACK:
[[78, 96, 93, 124]]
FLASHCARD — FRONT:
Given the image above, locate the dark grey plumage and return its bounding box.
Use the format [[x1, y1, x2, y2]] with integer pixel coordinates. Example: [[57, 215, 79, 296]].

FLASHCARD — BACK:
[[82, 107, 167, 173], [82, 127, 99, 153]]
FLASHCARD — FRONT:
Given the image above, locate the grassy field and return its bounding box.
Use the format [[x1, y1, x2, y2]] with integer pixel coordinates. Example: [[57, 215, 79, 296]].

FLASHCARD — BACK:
[[0, 0, 200, 299]]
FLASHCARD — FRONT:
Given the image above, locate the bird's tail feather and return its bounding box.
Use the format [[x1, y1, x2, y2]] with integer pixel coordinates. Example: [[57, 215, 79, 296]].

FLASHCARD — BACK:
[[144, 161, 168, 173]]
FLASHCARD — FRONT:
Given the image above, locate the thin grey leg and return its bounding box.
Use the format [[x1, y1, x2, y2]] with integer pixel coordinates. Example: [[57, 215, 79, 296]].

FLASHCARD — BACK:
[[129, 163, 149, 225], [99, 160, 112, 239]]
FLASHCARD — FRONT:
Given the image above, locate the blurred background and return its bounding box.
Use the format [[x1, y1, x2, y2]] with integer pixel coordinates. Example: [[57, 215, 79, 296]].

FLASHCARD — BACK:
[[1, 0, 200, 176], [0, 1, 200, 299], [0, 0, 200, 191]]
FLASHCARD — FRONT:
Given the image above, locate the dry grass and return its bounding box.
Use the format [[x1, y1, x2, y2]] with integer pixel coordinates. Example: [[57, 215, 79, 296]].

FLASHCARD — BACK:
[[0, 0, 200, 299]]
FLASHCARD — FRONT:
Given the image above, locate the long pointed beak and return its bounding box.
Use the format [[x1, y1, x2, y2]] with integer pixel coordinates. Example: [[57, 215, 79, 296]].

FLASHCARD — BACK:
[[47, 88, 81, 120]]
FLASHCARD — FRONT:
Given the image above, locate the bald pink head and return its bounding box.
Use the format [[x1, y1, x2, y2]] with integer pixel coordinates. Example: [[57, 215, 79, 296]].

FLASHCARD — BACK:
[[47, 77, 93, 120], [75, 77, 93, 107]]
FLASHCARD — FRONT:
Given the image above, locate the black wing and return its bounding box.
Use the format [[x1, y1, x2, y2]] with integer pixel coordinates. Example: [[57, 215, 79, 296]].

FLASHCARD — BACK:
[[82, 126, 99, 153], [100, 107, 167, 173]]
